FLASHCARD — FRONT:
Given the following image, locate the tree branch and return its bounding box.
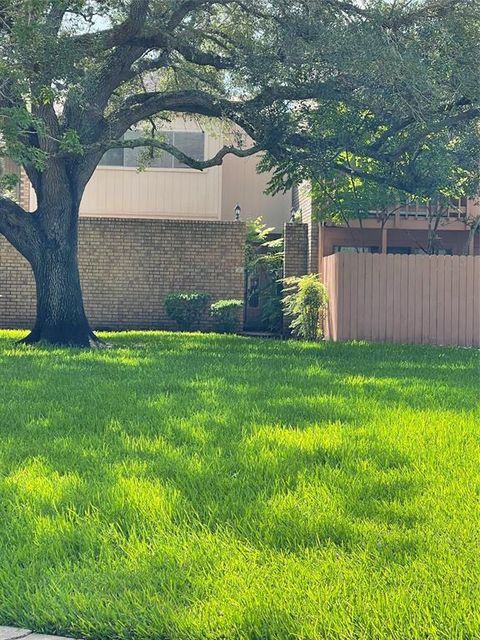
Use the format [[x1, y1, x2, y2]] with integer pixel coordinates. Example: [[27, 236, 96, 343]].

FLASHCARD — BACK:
[[90, 137, 263, 171], [108, 89, 228, 137], [333, 161, 418, 194], [71, 0, 150, 52], [107, 78, 346, 141], [166, 0, 229, 30], [0, 196, 38, 260], [125, 32, 234, 68]]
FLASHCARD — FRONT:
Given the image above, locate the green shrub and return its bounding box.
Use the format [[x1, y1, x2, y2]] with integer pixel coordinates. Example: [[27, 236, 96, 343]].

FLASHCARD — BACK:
[[164, 292, 210, 331], [245, 217, 284, 334], [260, 280, 284, 333], [282, 274, 328, 340], [209, 299, 244, 333]]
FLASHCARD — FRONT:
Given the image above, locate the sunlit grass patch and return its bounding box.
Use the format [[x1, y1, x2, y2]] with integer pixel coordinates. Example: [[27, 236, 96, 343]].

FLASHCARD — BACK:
[[0, 330, 478, 640]]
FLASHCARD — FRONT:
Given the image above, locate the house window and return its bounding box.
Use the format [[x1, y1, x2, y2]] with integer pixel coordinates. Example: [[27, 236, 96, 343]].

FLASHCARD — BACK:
[[99, 130, 205, 168]]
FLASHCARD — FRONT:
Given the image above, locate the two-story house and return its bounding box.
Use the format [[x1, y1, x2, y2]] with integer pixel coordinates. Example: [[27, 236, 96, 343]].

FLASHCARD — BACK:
[[6, 117, 480, 257]]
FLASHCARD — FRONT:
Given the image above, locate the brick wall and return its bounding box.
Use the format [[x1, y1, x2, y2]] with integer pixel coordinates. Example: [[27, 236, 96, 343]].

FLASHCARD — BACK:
[[0, 217, 246, 330], [0, 238, 36, 328], [283, 223, 309, 333], [283, 222, 308, 278]]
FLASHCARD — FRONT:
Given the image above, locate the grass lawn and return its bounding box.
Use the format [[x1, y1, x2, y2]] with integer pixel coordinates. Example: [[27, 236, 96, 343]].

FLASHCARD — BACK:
[[0, 330, 478, 640]]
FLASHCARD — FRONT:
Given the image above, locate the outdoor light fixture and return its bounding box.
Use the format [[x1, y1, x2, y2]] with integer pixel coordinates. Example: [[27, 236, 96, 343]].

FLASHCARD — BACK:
[[235, 204, 241, 220], [290, 208, 297, 222]]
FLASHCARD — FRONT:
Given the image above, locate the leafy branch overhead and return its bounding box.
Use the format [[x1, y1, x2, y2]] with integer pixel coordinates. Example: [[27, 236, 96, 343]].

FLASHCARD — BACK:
[[1, 0, 479, 205]]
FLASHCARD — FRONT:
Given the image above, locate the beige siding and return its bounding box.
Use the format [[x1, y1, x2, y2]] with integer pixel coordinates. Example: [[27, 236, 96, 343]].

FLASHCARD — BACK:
[[26, 119, 224, 219], [221, 152, 291, 228], [323, 252, 480, 347], [298, 182, 312, 219], [80, 165, 222, 219], [81, 125, 223, 219]]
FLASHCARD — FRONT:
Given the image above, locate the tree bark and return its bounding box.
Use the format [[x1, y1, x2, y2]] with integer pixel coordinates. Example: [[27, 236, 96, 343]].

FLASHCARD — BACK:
[[20, 242, 102, 347], [11, 163, 105, 348]]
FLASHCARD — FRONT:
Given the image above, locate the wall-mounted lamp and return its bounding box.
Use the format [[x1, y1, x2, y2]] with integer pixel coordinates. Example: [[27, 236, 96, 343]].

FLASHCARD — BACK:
[[235, 203, 241, 221], [290, 208, 297, 222]]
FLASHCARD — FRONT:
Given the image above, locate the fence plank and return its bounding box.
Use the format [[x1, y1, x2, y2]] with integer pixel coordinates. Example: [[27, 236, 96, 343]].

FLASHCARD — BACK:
[[429, 256, 438, 344], [399, 255, 409, 344], [323, 256, 330, 339], [392, 255, 402, 343], [357, 254, 367, 340], [385, 255, 395, 342], [421, 257, 430, 344], [329, 255, 338, 341], [465, 257, 474, 347], [348, 254, 358, 340], [436, 256, 445, 345], [328, 255, 334, 339], [412, 255, 423, 344], [443, 257, 453, 345], [335, 254, 341, 340], [450, 256, 460, 346], [458, 256, 467, 347], [363, 254, 372, 341], [338, 253, 346, 341], [406, 254, 415, 343], [378, 254, 388, 342], [371, 254, 380, 342]]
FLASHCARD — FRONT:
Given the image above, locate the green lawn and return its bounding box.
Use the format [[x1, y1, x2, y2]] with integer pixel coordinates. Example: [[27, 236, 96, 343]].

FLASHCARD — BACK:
[[0, 331, 478, 640]]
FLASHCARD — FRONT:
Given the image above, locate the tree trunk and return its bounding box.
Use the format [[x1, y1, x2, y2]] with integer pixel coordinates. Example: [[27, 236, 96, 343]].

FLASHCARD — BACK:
[[0, 158, 105, 347], [20, 243, 102, 347]]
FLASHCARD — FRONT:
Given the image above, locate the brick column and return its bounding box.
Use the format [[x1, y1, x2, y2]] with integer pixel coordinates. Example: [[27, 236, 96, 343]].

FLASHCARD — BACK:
[[284, 223, 308, 279], [283, 222, 308, 333], [307, 219, 319, 273]]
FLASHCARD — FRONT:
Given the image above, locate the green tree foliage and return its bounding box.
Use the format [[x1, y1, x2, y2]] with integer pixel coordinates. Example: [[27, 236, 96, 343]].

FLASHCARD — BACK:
[[283, 274, 328, 340], [262, 1, 480, 200], [245, 217, 284, 333]]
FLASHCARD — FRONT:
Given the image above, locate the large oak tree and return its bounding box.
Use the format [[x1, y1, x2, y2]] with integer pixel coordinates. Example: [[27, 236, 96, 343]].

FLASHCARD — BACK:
[[0, 0, 478, 345]]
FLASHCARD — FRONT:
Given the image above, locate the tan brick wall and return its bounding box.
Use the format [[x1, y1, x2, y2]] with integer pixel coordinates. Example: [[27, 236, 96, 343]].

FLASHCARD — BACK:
[[283, 223, 308, 279], [283, 223, 309, 332], [0, 217, 246, 330], [0, 239, 36, 328]]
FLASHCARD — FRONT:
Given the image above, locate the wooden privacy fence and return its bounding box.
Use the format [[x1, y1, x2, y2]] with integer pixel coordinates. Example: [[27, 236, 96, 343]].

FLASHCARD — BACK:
[[322, 253, 480, 347]]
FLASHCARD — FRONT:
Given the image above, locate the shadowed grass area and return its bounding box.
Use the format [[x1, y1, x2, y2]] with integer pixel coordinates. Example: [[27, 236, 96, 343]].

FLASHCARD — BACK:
[[0, 330, 478, 640]]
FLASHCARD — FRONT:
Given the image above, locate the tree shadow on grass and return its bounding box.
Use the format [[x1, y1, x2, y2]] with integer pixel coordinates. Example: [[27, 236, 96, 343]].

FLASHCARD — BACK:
[[0, 335, 475, 572]]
